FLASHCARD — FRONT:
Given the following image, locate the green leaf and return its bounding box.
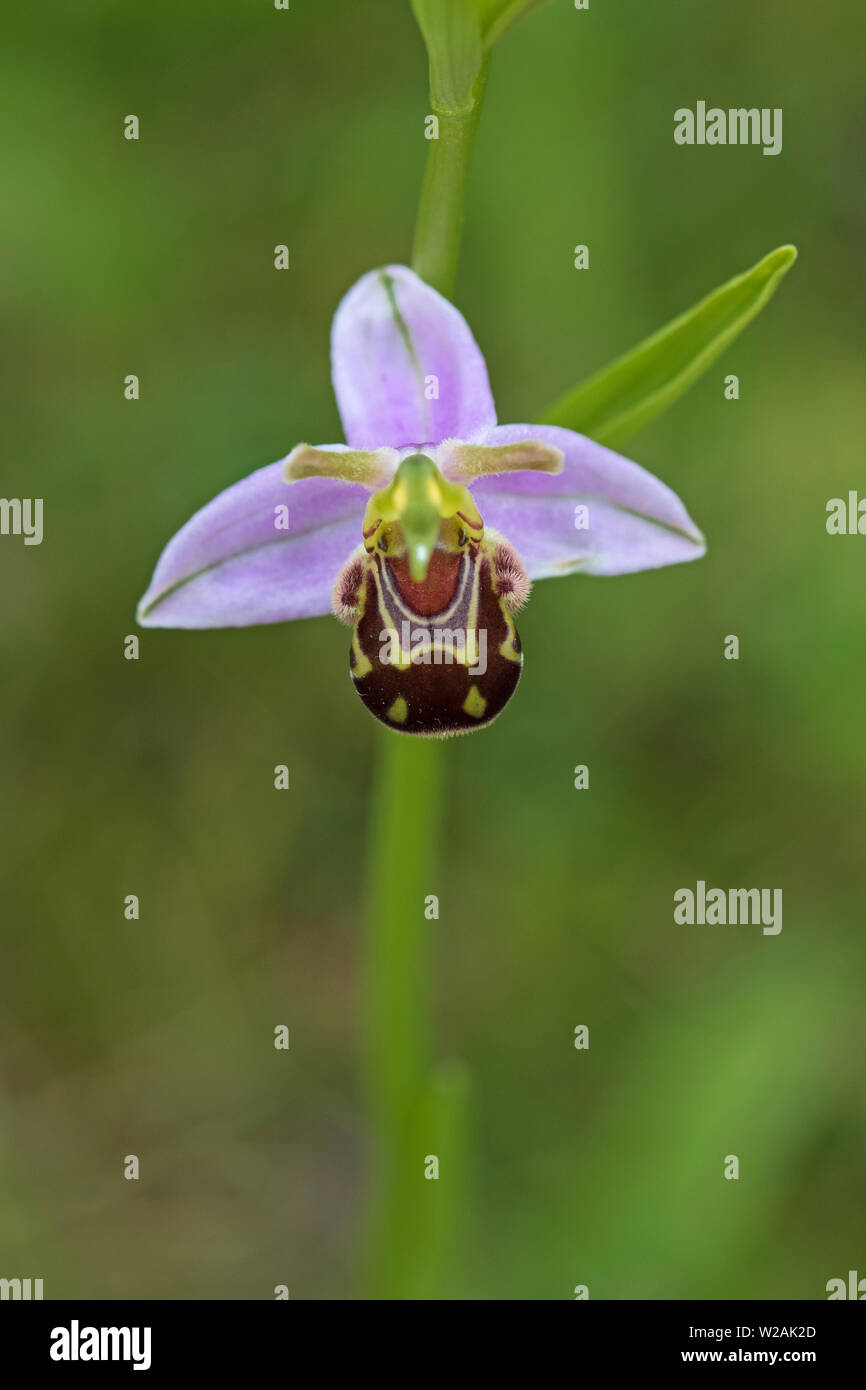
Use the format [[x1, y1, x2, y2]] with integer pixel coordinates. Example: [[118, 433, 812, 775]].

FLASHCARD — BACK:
[[476, 0, 552, 48], [541, 245, 798, 448], [411, 0, 483, 113]]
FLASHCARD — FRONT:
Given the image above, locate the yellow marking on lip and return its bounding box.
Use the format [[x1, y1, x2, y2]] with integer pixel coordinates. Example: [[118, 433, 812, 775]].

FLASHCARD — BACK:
[[462, 685, 487, 720], [351, 630, 372, 679], [387, 696, 408, 724]]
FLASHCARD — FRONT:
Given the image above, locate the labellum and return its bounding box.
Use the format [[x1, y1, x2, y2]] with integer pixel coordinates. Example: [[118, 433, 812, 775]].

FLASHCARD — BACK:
[[333, 454, 530, 737]]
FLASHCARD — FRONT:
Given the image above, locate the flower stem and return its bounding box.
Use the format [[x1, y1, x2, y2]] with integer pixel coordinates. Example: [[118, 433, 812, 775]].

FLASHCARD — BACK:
[[362, 734, 473, 1298], [362, 735, 441, 1296], [411, 57, 491, 298], [360, 58, 490, 1300]]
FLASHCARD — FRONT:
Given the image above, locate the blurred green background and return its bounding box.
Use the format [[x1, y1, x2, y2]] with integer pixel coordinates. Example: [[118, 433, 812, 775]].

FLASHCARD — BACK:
[[1, 0, 864, 1299]]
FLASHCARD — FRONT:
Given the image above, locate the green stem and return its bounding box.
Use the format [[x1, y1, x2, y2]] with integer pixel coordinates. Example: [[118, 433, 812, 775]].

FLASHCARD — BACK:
[[360, 56, 490, 1301], [362, 736, 442, 1296], [411, 57, 491, 298], [362, 735, 472, 1299]]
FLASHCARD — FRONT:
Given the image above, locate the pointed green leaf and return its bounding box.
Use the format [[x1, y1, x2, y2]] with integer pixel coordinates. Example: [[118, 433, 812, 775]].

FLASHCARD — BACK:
[[541, 245, 798, 448], [411, 0, 483, 113], [476, 0, 552, 48]]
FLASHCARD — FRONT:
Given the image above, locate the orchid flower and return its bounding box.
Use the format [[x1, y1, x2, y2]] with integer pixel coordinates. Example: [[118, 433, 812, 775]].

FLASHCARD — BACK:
[[137, 266, 705, 736]]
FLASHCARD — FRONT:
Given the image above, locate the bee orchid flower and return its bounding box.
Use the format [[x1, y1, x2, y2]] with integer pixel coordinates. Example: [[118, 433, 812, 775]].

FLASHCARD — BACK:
[[137, 266, 705, 735]]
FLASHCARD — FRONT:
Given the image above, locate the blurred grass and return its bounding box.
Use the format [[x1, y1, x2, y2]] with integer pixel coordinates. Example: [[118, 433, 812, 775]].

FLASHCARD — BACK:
[[1, 0, 864, 1298]]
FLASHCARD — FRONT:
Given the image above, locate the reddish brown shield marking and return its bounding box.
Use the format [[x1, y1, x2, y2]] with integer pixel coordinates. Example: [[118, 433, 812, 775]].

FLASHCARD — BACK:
[[350, 543, 522, 737]]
